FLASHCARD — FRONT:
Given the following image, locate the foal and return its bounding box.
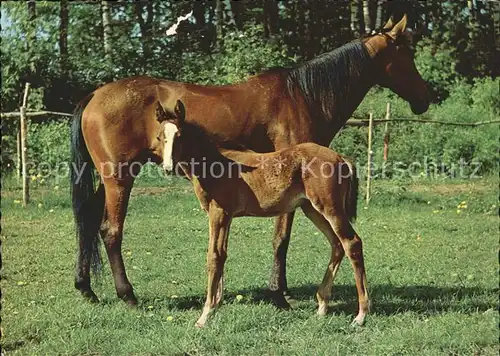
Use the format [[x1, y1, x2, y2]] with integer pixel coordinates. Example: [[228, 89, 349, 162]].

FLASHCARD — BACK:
[[158, 100, 369, 328]]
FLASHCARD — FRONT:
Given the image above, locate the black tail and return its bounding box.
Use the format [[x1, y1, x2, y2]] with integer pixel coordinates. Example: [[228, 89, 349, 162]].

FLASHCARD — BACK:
[[70, 93, 104, 275], [344, 160, 358, 222]]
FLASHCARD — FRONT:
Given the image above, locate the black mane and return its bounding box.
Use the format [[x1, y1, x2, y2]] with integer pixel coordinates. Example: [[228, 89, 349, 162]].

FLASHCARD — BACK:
[[285, 40, 371, 121]]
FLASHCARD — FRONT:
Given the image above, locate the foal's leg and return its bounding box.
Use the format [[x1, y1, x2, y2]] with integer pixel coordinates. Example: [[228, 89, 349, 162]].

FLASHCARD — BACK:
[[326, 214, 369, 326], [100, 178, 137, 305], [301, 203, 345, 316], [269, 212, 295, 308], [196, 203, 232, 328]]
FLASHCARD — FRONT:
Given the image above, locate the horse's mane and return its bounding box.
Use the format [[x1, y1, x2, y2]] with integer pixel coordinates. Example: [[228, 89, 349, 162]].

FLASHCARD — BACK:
[[285, 40, 371, 122]]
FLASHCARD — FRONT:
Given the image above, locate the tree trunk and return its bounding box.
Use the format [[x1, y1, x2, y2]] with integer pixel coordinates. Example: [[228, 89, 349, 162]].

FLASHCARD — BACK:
[[26, 0, 36, 81], [363, 0, 372, 33], [263, 0, 279, 38], [59, 0, 69, 74], [375, 0, 384, 29], [230, 0, 244, 30], [134, 1, 154, 60], [215, 0, 224, 49], [351, 0, 364, 37], [101, 1, 112, 64]]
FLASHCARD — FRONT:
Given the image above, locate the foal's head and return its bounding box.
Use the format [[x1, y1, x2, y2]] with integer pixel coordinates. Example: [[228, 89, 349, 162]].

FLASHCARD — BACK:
[[363, 15, 430, 114], [155, 100, 185, 172]]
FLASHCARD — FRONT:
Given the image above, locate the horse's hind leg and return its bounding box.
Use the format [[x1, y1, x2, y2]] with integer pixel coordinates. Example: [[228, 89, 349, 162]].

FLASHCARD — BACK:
[[269, 212, 295, 308], [326, 213, 369, 326], [100, 177, 137, 305], [75, 183, 105, 303], [301, 203, 345, 316]]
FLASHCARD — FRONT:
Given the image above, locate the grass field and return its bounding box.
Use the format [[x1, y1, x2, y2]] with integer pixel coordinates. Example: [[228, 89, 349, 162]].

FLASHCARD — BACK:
[[2, 175, 498, 355]]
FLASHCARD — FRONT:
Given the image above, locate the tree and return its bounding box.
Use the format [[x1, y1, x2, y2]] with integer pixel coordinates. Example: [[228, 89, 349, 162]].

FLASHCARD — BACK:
[[101, 0, 112, 65], [351, 0, 364, 37], [59, 0, 69, 74], [215, 0, 224, 49], [134, 1, 154, 61]]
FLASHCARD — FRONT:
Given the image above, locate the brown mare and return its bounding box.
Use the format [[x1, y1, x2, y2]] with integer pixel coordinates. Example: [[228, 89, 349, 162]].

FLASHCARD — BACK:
[[156, 99, 365, 327], [70, 16, 429, 307]]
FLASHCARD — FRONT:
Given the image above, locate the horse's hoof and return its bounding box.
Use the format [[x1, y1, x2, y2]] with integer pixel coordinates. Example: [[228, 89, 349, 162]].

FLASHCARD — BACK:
[[81, 290, 99, 303], [121, 294, 138, 307], [317, 305, 328, 316], [351, 315, 366, 327], [195, 321, 205, 328], [284, 292, 298, 306], [269, 291, 292, 309]]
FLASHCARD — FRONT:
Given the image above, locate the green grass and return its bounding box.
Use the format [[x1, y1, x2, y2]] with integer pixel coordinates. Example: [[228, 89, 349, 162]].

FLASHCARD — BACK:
[[2, 176, 498, 355]]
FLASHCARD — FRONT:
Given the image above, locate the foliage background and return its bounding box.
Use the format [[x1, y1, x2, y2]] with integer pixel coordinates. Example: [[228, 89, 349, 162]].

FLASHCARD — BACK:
[[1, 0, 498, 177]]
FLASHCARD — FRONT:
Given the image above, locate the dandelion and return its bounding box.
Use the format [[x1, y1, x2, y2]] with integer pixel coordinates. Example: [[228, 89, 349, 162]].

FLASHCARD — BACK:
[[170, 295, 178, 299], [49, 209, 54, 213], [432, 210, 439, 214], [166, 316, 174, 321], [147, 305, 154, 310], [125, 251, 132, 256], [14, 200, 21, 204], [54, 185, 60, 190], [31, 175, 37, 181], [38, 203, 43, 208], [235, 294, 244, 302], [17, 281, 27, 286]]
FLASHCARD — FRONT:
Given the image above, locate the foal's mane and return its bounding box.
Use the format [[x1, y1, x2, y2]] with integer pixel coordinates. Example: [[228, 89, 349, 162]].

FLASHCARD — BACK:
[[285, 40, 371, 122]]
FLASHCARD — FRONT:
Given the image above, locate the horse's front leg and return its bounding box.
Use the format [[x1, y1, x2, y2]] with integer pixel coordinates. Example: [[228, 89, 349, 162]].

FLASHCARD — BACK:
[[196, 201, 232, 328]]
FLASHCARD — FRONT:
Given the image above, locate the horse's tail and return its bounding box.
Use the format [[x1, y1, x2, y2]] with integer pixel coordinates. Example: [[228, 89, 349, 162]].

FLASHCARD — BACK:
[[343, 159, 358, 223], [70, 93, 104, 275]]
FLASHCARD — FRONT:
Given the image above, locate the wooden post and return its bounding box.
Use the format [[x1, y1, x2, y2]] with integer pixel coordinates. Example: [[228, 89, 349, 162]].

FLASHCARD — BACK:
[[20, 82, 31, 206], [366, 112, 374, 204], [383, 102, 391, 161], [16, 128, 21, 182]]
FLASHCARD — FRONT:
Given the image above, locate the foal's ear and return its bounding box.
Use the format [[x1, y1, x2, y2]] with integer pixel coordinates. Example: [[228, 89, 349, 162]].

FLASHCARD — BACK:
[[155, 101, 169, 122], [174, 100, 186, 123], [388, 14, 408, 40], [383, 17, 394, 30]]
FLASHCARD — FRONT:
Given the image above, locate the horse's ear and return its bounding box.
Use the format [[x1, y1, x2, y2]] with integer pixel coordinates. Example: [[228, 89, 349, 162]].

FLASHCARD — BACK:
[[388, 14, 408, 40], [155, 101, 168, 122], [174, 99, 186, 123], [383, 17, 394, 30]]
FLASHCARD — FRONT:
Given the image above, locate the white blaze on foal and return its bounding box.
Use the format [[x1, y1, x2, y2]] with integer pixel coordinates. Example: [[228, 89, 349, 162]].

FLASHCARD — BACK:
[[162, 122, 179, 171]]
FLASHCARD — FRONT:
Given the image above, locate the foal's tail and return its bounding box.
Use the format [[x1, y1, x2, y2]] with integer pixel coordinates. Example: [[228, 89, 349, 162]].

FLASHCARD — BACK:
[[343, 159, 358, 223], [70, 93, 104, 275]]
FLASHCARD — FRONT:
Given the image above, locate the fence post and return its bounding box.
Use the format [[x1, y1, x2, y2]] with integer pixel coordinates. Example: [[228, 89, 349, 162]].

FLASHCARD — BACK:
[[20, 82, 31, 206], [16, 128, 21, 182], [366, 112, 374, 204], [383, 102, 391, 161]]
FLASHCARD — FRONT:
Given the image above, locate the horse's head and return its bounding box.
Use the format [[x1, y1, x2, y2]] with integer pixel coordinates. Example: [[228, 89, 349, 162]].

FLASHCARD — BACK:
[[363, 15, 430, 114], [155, 100, 185, 172]]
